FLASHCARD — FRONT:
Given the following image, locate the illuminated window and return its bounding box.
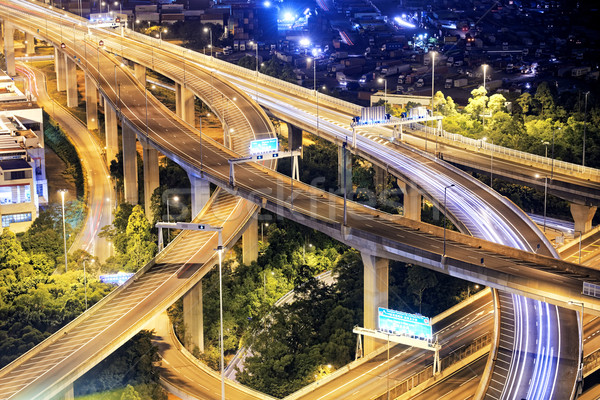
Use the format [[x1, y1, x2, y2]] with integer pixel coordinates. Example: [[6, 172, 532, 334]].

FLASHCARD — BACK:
[[2, 212, 32, 227]]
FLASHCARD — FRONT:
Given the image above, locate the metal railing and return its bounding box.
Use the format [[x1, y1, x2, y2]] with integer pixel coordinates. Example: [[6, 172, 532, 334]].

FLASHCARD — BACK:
[[414, 123, 600, 179], [373, 332, 492, 400]]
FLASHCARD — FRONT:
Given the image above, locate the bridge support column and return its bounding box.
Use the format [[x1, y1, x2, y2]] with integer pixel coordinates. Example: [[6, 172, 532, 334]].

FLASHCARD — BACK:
[[176, 83, 195, 126], [3, 22, 14, 76], [243, 212, 258, 264], [25, 32, 35, 54], [104, 99, 119, 166], [338, 145, 352, 194], [374, 166, 387, 190], [141, 140, 159, 217], [183, 281, 204, 353], [54, 47, 66, 92], [57, 383, 74, 399], [133, 63, 146, 84], [85, 73, 98, 130], [122, 122, 139, 205], [570, 203, 597, 234], [397, 180, 421, 221], [65, 55, 78, 108], [362, 253, 388, 354], [188, 173, 210, 218]]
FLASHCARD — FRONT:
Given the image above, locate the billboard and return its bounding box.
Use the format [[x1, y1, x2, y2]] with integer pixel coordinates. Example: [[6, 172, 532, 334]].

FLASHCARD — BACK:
[[100, 272, 135, 286], [378, 307, 432, 340], [249, 138, 279, 154]]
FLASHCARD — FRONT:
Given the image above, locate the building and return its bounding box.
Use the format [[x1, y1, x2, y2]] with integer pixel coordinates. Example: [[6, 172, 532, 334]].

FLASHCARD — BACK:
[[0, 71, 47, 232]]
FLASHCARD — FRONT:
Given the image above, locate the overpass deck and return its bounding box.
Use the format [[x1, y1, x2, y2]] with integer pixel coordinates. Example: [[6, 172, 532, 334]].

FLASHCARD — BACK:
[[0, 2, 594, 399]]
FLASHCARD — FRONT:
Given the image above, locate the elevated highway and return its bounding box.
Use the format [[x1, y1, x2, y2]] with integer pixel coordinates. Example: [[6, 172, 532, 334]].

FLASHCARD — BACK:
[[0, 2, 593, 399]]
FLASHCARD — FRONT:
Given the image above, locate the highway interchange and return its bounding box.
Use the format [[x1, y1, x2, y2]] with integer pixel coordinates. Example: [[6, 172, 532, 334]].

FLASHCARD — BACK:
[[0, 1, 598, 398]]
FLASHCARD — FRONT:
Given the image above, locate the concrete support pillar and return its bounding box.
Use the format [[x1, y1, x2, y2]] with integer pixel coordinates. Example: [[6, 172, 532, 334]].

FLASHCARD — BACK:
[[188, 173, 210, 218], [175, 83, 195, 126], [3, 23, 14, 76], [362, 253, 388, 354], [397, 180, 422, 221], [133, 63, 146, 84], [122, 123, 139, 205], [58, 383, 74, 399], [25, 32, 34, 54], [183, 281, 204, 353], [141, 140, 160, 217], [54, 47, 66, 92], [570, 203, 597, 234], [338, 145, 352, 193], [85, 74, 98, 130], [65, 55, 78, 108], [289, 124, 303, 151], [243, 213, 258, 264], [374, 165, 387, 190], [104, 99, 119, 166]]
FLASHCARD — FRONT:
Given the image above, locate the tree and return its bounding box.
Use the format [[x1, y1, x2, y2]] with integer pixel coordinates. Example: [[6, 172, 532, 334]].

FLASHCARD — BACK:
[[464, 86, 488, 122], [406, 265, 437, 313], [124, 205, 156, 271], [121, 385, 142, 400], [0, 229, 30, 270]]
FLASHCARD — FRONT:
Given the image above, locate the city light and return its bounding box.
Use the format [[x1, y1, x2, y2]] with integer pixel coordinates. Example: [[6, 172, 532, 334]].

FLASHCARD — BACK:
[[394, 16, 416, 28]]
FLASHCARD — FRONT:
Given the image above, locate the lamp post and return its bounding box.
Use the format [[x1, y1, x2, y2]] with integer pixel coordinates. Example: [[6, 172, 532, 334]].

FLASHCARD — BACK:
[[536, 174, 548, 232], [443, 184, 455, 257], [204, 27, 213, 57], [574, 231, 583, 264], [307, 56, 318, 137], [378, 77, 387, 105], [217, 235, 225, 400], [483, 137, 494, 187], [431, 51, 436, 113], [482, 64, 488, 91], [583, 91, 589, 166], [166, 195, 179, 241], [59, 189, 68, 272], [261, 222, 268, 242], [83, 259, 94, 309]]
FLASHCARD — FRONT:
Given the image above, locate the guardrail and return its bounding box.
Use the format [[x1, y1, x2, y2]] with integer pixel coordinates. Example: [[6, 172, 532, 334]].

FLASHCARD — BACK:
[[372, 332, 492, 400], [414, 123, 600, 180]]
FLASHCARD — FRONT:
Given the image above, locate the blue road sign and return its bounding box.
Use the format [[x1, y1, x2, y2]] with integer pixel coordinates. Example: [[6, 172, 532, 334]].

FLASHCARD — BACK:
[[378, 307, 432, 339], [249, 138, 279, 154]]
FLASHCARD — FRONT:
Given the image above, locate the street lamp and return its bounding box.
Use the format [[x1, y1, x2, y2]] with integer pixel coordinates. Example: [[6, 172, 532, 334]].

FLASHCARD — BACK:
[[261, 222, 269, 242], [482, 64, 488, 91], [204, 27, 213, 57], [156, 28, 167, 43], [83, 259, 94, 309], [217, 236, 225, 400], [307, 56, 319, 137], [166, 195, 179, 241], [574, 231, 583, 264], [535, 174, 548, 232], [443, 184, 455, 257], [59, 189, 68, 272], [431, 51, 436, 113], [377, 77, 387, 105], [583, 91, 589, 166], [483, 137, 494, 187]]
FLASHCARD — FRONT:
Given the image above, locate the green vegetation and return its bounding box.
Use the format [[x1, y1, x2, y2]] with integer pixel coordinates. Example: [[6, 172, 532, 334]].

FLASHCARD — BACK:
[[431, 83, 600, 168], [239, 57, 297, 84], [0, 225, 112, 368], [44, 112, 85, 198], [74, 331, 167, 400], [99, 203, 157, 273], [167, 213, 473, 398]]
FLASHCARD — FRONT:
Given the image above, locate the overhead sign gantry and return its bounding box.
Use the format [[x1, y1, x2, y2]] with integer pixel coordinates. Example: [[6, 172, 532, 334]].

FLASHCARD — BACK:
[[350, 106, 443, 147], [353, 306, 441, 375]]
